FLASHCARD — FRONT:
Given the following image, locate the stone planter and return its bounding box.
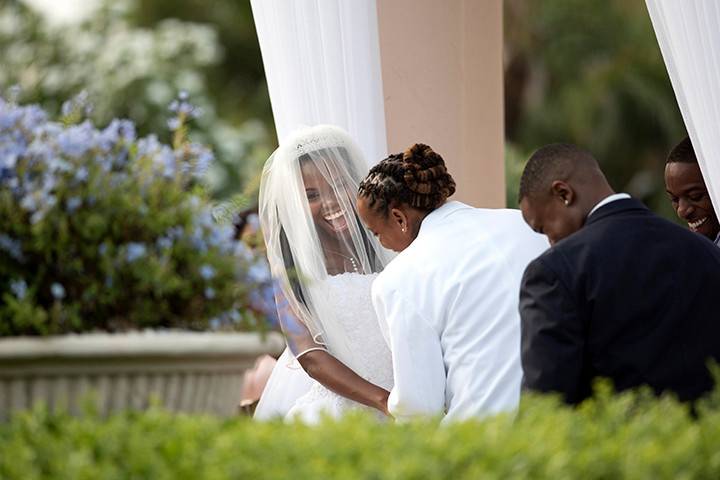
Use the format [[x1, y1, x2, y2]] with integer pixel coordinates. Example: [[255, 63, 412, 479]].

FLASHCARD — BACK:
[[0, 331, 284, 420]]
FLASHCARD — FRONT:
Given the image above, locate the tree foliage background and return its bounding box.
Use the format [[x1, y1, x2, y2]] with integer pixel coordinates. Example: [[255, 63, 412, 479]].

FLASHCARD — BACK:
[[504, 0, 685, 219], [1, 0, 273, 201], [3, 0, 686, 218]]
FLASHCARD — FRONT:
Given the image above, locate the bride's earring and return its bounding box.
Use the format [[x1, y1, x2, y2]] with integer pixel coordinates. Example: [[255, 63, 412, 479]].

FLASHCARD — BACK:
[[564, 199, 569, 206], [401, 225, 407, 233]]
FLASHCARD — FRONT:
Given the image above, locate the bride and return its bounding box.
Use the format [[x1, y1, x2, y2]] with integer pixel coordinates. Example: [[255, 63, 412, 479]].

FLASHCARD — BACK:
[[253, 125, 394, 423]]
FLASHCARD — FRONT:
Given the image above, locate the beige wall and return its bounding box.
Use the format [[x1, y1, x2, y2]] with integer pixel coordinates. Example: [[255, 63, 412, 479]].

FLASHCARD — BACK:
[[376, 0, 505, 207]]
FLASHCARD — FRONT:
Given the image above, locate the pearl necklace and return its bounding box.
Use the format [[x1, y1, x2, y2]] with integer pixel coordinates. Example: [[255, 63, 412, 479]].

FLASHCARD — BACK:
[[327, 249, 360, 274]]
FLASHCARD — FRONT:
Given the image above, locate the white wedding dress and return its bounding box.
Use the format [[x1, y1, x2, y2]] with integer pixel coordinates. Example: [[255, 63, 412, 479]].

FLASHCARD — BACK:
[[256, 125, 396, 423], [255, 273, 393, 423]]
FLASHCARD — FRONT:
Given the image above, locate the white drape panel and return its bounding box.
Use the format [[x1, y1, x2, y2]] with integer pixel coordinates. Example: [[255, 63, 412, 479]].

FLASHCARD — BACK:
[[250, 0, 387, 166], [646, 1, 720, 210]]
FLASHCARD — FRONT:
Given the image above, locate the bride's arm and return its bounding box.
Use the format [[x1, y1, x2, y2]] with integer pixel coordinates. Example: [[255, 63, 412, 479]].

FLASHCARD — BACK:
[[297, 349, 390, 416], [276, 290, 390, 415]]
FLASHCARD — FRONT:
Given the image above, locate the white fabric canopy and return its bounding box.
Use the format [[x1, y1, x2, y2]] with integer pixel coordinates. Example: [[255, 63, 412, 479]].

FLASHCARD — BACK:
[[250, 0, 388, 166], [646, 0, 720, 211]]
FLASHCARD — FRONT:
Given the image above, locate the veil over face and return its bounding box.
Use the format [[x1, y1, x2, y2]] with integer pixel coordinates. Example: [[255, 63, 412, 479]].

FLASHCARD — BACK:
[[258, 125, 393, 367]]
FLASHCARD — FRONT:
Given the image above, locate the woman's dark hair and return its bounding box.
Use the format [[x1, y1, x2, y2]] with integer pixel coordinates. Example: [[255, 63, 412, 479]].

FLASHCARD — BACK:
[[233, 207, 259, 240], [358, 143, 456, 216], [279, 227, 306, 306]]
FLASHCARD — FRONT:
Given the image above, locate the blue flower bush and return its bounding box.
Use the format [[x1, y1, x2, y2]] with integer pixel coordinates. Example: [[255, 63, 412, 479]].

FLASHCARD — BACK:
[[0, 93, 274, 336]]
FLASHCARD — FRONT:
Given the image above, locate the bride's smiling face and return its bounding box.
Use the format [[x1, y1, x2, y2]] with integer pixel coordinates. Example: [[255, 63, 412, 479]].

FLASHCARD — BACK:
[[301, 159, 352, 240]]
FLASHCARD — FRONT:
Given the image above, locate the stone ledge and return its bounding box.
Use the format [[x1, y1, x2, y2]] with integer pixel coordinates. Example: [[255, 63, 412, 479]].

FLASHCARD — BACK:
[[0, 331, 285, 360]]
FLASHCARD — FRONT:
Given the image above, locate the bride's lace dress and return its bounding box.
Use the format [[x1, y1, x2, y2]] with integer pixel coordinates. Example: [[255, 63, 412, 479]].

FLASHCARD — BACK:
[[285, 272, 393, 423]]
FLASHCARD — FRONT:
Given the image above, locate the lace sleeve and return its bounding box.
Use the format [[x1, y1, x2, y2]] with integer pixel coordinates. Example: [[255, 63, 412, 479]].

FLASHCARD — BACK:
[[273, 284, 326, 357]]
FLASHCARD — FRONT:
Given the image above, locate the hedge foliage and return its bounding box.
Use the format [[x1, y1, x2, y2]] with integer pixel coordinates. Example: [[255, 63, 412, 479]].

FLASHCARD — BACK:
[[2, 383, 720, 479]]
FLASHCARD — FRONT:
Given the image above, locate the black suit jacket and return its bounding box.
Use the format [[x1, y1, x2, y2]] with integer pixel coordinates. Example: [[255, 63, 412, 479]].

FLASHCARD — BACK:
[[520, 198, 720, 404]]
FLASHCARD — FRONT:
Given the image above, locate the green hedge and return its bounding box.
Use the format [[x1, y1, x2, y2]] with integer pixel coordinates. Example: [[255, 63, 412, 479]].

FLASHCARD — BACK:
[[2, 384, 720, 479]]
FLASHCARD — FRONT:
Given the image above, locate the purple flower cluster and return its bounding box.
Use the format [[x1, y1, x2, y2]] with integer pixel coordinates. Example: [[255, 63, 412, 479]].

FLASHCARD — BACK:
[[60, 91, 93, 119], [187, 197, 236, 256], [9, 279, 27, 300], [178, 142, 214, 179], [0, 234, 24, 261], [1, 95, 272, 335], [0, 94, 218, 226], [125, 243, 148, 262], [168, 91, 203, 123]]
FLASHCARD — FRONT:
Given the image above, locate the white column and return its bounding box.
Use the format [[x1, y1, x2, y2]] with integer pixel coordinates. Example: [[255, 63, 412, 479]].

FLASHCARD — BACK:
[[377, 0, 505, 207]]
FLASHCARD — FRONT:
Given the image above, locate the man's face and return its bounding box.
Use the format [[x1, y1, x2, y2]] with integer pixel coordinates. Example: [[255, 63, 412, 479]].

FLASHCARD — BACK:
[[665, 162, 719, 241], [520, 193, 584, 246]]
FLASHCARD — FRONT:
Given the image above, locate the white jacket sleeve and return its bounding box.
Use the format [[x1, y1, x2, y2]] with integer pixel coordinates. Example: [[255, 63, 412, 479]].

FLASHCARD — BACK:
[[371, 281, 446, 421]]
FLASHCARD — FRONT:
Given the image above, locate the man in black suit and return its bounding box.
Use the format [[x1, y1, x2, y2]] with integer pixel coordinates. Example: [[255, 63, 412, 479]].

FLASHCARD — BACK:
[[518, 143, 720, 404]]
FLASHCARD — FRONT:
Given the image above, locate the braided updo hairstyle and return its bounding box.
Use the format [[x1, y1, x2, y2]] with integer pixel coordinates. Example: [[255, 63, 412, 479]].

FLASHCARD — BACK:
[[358, 143, 456, 216]]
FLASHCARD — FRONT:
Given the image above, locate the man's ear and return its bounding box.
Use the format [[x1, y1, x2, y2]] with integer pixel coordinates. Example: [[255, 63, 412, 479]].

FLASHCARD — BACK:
[[550, 180, 575, 206]]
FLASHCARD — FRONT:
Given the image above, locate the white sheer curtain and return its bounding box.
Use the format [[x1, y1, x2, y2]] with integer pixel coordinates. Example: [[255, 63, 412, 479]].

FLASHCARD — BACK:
[[250, 0, 387, 166], [250, 1, 388, 421], [646, 0, 720, 210]]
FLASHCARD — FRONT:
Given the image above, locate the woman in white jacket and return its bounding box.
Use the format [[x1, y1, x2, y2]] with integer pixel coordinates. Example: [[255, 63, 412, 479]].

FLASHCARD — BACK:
[[357, 143, 548, 422]]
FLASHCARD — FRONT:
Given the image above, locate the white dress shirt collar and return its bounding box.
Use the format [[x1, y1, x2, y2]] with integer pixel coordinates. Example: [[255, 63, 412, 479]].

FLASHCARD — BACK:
[[588, 193, 631, 218]]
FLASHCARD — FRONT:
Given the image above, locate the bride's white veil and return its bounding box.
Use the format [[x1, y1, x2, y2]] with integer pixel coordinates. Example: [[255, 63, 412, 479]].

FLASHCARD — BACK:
[[258, 125, 392, 371]]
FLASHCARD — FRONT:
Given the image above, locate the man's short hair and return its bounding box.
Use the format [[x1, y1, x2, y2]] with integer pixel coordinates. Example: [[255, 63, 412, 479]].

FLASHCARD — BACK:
[[667, 136, 697, 165], [518, 143, 598, 201]]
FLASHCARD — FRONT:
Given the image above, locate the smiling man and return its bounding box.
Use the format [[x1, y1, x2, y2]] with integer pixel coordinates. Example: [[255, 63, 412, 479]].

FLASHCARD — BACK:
[[518, 143, 720, 405], [665, 136, 720, 246]]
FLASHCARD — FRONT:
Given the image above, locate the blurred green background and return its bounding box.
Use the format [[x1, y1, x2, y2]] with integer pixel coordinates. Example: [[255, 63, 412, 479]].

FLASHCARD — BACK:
[[1, 0, 274, 201], [504, 0, 685, 218], [1, 0, 686, 219]]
